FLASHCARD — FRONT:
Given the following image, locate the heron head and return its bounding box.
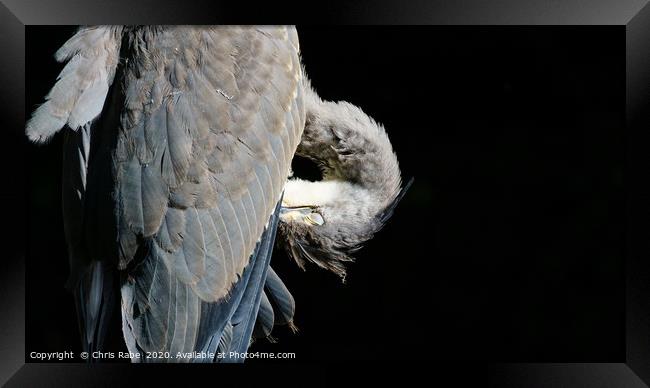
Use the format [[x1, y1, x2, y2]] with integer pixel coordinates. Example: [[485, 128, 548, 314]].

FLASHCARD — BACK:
[[277, 87, 410, 280], [278, 179, 385, 279]]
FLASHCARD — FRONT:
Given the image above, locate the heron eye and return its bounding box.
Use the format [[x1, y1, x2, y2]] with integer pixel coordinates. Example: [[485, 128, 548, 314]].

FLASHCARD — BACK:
[[305, 212, 324, 226]]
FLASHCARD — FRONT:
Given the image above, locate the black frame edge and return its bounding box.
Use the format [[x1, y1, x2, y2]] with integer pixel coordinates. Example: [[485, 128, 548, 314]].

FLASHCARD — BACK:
[[627, 1, 650, 386], [0, 2, 26, 386]]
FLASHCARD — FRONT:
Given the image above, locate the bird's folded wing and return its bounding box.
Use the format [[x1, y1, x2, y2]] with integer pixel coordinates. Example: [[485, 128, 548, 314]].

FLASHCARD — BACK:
[[29, 27, 125, 355], [26, 26, 123, 143], [116, 26, 305, 358]]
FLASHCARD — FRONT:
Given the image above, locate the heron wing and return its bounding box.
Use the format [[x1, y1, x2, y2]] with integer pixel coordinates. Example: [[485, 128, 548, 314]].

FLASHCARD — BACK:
[[116, 26, 304, 360], [27, 26, 123, 143], [196, 200, 281, 362], [26, 27, 125, 355]]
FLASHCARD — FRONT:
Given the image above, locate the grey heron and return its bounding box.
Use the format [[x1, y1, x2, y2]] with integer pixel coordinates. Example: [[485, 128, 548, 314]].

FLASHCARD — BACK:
[[27, 26, 409, 362]]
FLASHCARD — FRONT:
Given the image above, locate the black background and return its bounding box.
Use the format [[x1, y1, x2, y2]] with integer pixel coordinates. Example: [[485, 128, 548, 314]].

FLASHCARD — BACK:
[[26, 26, 625, 362]]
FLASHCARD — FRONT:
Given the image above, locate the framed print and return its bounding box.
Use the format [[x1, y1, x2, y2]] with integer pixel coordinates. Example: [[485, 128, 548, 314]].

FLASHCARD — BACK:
[[1, 1, 649, 386]]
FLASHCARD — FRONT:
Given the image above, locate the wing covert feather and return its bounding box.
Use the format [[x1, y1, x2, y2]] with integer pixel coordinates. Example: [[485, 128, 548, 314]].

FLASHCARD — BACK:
[[27, 26, 123, 143]]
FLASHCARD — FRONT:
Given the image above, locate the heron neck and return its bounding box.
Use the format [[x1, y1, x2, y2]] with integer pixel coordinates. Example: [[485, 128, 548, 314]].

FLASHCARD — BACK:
[[282, 179, 361, 208], [295, 88, 402, 205]]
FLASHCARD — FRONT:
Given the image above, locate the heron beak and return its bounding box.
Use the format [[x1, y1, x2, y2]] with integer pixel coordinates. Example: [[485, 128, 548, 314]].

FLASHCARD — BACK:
[[279, 206, 314, 223]]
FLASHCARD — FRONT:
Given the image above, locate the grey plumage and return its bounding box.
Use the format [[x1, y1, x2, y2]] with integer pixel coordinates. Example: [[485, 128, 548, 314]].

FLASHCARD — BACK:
[[28, 25, 408, 362], [264, 266, 296, 329], [278, 85, 407, 279], [30, 26, 304, 362], [27, 26, 123, 143], [253, 291, 275, 340], [114, 27, 303, 360], [193, 201, 280, 363]]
